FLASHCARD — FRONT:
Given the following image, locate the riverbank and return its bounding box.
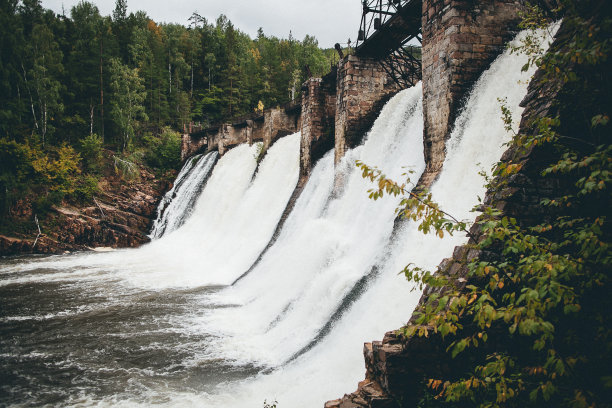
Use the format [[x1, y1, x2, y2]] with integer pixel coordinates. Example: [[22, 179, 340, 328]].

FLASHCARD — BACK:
[[0, 164, 170, 256]]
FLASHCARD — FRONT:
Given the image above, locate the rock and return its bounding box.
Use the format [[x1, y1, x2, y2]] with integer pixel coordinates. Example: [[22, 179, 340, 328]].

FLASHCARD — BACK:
[[0, 169, 167, 256]]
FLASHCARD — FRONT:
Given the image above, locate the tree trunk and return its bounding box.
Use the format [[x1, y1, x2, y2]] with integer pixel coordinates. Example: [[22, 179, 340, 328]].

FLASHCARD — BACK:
[[21, 63, 39, 133], [90, 101, 94, 135], [100, 37, 105, 141]]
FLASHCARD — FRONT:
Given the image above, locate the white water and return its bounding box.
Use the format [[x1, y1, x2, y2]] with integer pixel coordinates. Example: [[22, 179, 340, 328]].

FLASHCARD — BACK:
[[199, 84, 424, 368], [167, 28, 552, 407], [150, 151, 219, 238], [0, 134, 300, 288], [0, 27, 555, 408]]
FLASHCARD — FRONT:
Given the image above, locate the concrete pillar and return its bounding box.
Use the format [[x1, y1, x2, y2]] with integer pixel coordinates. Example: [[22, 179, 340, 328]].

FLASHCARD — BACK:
[[299, 73, 337, 177], [420, 0, 523, 186], [246, 120, 254, 145], [334, 55, 401, 165], [218, 124, 231, 156], [181, 133, 190, 160]]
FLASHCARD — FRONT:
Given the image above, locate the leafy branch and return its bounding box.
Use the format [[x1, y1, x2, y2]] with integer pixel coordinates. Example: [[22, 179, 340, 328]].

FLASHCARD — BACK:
[[355, 160, 474, 241]]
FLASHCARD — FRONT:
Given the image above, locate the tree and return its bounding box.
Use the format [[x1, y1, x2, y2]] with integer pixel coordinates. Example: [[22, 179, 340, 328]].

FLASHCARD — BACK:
[[27, 22, 64, 147], [66, 1, 103, 141], [108, 57, 147, 150], [0, 0, 26, 138], [112, 0, 127, 22]]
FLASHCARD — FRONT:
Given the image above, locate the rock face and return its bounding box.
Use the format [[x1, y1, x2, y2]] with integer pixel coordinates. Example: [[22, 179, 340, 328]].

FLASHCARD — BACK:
[[0, 167, 168, 256]]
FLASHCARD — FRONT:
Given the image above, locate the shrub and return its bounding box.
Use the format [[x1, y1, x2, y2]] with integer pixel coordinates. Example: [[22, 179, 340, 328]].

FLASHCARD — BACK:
[[0, 138, 34, 215], [72, 175, 100, 202], [79, 133, 104, 173], [143, 127, 182, 172]]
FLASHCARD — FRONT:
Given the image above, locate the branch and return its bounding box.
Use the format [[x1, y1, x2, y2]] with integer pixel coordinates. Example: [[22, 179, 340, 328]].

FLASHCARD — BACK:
[[93, 196, 106, 218], [32, 214, 42, 248], [357, 161, 476, 241]]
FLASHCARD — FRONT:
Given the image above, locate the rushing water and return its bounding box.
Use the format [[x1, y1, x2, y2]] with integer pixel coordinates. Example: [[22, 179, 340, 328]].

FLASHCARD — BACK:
[[0, 29, 553, 407], [150, 151, 219, 239]]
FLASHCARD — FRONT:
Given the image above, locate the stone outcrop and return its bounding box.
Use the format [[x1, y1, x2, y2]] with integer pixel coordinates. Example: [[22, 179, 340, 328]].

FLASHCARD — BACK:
[[420, 0, 523, 187], [0, 167, 168, 256]]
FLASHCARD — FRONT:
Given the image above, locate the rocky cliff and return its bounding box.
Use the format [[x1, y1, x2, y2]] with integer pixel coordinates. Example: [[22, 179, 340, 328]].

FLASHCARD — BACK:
[[0, 167, 168, 256]]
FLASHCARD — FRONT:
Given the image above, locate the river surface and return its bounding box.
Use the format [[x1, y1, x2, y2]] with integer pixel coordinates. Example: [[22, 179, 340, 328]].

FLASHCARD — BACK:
[[0, 258, 258, 406]]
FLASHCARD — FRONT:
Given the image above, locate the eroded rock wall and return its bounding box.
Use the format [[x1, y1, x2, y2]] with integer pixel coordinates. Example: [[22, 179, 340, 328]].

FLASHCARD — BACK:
[[0, 166, 168, 256]]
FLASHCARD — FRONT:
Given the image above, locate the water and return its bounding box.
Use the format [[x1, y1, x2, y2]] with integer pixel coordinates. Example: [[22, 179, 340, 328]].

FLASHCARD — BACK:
[[0, 29, 553, 408], [150, 151, 219, 239]]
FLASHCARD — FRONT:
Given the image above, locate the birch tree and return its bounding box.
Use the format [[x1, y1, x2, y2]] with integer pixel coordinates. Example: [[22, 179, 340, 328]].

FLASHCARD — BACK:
[[28, 23, 64, 147], [108, 57, 147, 150]]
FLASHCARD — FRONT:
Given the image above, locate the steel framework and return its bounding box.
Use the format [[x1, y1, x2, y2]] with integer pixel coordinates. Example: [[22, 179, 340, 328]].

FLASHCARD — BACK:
[[355, 0, 422, 88]]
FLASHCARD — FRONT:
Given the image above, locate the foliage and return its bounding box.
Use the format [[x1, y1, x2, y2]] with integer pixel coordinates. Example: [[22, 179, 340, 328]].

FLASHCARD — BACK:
[[143, 127, 182, 172], [360, 1, 611, 407], [0, 137, 101, 217], [1, 0, 334, 151], [79, 133, 104, 172], [0, 138, 34, 215], [108, 57, 148, 151], [31, 144, 81, 196], [112, 155, 140, 181]]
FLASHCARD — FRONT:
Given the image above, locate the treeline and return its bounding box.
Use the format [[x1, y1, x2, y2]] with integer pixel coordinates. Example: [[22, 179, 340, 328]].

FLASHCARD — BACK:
[[0, 0, 334, 219]]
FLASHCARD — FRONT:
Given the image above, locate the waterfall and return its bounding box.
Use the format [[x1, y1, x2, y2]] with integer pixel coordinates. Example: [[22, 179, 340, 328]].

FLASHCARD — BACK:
[[182, 28, 554, 407], [150, 151, 219, 239], [0, 134, 300, 289], [0, 28, 556, 408], [198, 84, 424, 368]]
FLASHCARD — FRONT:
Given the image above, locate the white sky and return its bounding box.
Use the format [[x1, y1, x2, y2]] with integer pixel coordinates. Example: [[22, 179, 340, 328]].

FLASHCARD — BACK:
[[41, 0, 363, 48]]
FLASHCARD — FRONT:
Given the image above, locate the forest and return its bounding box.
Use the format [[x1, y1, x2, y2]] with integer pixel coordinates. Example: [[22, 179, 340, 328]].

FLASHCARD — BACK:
[[0, 0, 335, 222]]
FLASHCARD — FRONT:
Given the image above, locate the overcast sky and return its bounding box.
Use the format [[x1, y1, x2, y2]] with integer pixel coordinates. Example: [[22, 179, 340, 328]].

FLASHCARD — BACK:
[[41, 0, 363, 48]]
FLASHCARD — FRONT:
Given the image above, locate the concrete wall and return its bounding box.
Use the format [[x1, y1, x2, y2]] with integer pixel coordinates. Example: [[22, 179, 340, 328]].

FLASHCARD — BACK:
[[180, 104, 301, 159], [420, 0, 523, 186], [183, 0, 523, 186], [299, 54, 400, 177]]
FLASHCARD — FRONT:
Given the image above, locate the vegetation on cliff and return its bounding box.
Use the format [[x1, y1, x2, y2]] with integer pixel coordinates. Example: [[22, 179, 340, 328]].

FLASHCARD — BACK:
[[0, 0, 333, 248], [361, 1, 610, 406]]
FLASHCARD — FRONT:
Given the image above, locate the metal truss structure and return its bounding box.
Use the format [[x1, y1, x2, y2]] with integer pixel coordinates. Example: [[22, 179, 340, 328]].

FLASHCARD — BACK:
[[355, 0, 423, 88]]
